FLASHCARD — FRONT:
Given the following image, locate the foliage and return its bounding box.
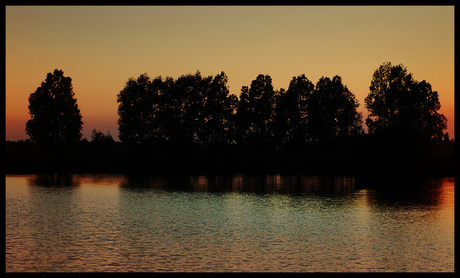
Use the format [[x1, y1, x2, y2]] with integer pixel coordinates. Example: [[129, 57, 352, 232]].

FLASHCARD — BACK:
[[283, 74, 315, 145], [235, 74, 276, 145], [117, 71, 238, 146], [272, 88, 288, 145], [307, 76, 363, 141], [158, 72, 206, 145], [26, 69, 83, 146], [91, 129, 115, 145], [117, 74, 161, 144], [14, 65, 454, 176], [365, 62, 447, 141], [198, 72, 239, 145]]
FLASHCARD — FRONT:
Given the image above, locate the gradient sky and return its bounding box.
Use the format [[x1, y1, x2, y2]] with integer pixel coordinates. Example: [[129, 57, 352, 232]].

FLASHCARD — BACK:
[[6, 6, 455, 141]]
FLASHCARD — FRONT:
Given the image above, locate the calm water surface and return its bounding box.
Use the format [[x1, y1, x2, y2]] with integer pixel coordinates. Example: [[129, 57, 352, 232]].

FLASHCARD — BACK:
[[5, 174, 454, 272]]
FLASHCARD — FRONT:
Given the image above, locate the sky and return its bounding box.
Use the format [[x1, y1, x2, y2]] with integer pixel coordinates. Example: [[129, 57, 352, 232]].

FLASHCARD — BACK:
[[5, 6, 455, 141]]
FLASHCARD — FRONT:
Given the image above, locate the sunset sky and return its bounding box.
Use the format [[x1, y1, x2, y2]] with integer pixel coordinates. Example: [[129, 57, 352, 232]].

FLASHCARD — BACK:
[[6, 6, 454, 141]]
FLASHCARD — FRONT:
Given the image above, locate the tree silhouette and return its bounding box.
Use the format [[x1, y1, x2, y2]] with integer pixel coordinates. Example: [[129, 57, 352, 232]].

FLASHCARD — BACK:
[[284, 74, 315, 145], [12, 67, 454, 176], [91, 129, 115, 145], [365, 62, 447, 141], [177, 71, 210, 144], [154, 76, 176, 143], [199, 71, 238, 145], [307, 75, 363, 141], [157, 71, 209, 145], [235, 74, 276, 146], [118, 71, 239, 147], [117, 74, 161, 144], [26, 69, 83, 146], [272, 88, 288, 145]]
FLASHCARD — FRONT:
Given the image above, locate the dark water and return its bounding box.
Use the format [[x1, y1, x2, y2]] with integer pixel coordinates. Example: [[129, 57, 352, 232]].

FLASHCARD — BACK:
[[6, 174, 454, 272]]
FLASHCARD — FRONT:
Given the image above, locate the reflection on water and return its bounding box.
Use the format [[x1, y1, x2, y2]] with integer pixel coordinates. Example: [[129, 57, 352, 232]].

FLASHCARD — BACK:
[[118, 174, 357, 196], [28, 173, 79, 187], [6, 174, 454, 272]]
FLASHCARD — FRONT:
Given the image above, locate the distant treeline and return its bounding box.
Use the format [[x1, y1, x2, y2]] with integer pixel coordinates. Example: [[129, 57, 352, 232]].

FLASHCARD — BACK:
[[8, 62, 454, 176]]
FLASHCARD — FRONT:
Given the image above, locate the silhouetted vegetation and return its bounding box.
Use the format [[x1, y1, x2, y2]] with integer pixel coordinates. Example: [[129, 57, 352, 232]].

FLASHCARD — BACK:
[[280, 74, 314, 147], [7, 63, 453, 177], [25, 69, 83, 152], [117, 71, 238, 147], [235, 74, 276, 146], [365, 62, 447, 141], [307, 75, 363, 141], [362, 62, 452, 176]]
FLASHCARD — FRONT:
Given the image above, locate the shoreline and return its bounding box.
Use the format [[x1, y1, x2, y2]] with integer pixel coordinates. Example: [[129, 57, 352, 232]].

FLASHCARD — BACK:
[[5, 139, 454, 178], [5, 157, 454, 178]]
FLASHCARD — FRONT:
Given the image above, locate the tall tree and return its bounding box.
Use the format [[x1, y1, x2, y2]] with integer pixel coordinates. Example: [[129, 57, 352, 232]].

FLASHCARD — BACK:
[[273, 88, 287, 145], [307, 75, 363, 141], [117, 74, 161, 144], [235, 74, 276, 145], [159, 71, 210, 145], [26, 69, 83, 146], [155, 76, 178, 143], [365, 62, 447, 141], [199, 71, 238, 145], [235, 85, 251, 144], [284, 74, 315, 145]]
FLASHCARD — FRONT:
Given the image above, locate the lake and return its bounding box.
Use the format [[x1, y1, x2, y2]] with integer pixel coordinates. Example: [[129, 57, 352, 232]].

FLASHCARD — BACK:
[[5, 174, 454, 272]]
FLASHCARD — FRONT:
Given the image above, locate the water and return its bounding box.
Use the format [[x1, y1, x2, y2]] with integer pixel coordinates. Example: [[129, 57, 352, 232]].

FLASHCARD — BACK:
[[5, 174, 454, 272]]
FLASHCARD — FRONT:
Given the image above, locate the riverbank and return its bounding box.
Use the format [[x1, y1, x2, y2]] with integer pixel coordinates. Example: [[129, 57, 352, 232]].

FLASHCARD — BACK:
[[5, 139, 454, 177]]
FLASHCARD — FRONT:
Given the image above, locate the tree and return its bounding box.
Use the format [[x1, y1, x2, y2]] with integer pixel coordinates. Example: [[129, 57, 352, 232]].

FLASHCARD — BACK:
[[91, 129, 115, 145], [177, 71, 211, 144], [283, 74, 315, 145], [117, 74, 161, 144], [235, 74, 276, 145], [365, 62, 447, 141], [307, 75, 363, 141], [157, 71, 209, 145], [199, 71, 238, 145], [26, 69, 83, 146], [118, 71, 239, 147], [154, 76, 177, 143], [272, 88, 288, 145]]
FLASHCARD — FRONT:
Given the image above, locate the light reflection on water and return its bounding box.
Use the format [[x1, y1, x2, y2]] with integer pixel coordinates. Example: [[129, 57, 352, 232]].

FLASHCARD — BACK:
[[5, 174, 454, 272]]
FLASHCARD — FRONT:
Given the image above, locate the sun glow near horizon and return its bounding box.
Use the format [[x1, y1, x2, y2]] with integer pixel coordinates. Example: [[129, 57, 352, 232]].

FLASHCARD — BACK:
[[5, 6, 455, 141]]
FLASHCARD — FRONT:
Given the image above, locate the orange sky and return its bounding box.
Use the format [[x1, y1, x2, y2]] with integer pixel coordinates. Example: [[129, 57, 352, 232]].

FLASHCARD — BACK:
[[6, 6, 454, 140]]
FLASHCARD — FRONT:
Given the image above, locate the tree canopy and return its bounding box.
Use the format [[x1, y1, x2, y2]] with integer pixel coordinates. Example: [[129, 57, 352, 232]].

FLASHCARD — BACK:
[[307, 76, 363, 141], [27, 64, 448, 151], [198, 71, 238, 145], [16, 66, 453, 176], [117, 74, 161, 144], [91, 129, 115, 145], [117, 71, 238, 146], [235, 74, 276, 146], [26, 69, 83, 146], [283, 74, 315, 145], [365, 62, 447, 141]]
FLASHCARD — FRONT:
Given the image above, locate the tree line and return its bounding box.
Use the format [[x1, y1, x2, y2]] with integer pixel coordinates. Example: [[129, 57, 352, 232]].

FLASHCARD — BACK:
[[17, 62, 453, 175], [25, 62, 449, 147], [116, 70, 366, 147]]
